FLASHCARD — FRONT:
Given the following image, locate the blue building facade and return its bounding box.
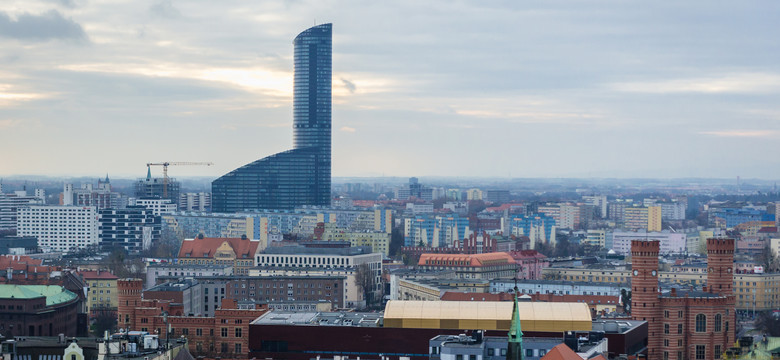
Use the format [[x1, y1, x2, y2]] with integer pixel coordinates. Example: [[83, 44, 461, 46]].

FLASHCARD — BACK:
[[510, 214, 556, 242], [711, 208, 774, 228], [405, 214, 469, 247], [212, 24, 332, 212]]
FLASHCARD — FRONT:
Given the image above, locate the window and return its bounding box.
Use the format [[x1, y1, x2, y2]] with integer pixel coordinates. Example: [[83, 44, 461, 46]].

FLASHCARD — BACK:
[[456, 355, 463, 360], [715, 345, 721, 359], [221, 328, 228, 337], [235, 343, 242, 353], [715, 314, 722, 332], [696, 345, 706, 359], [664, 339, 669, 347], [678, 339, 683, 346], [664, 324, 670, 334], [221, 343, 228, 353], [678, 324, 683, 334], [500, 349, 507, 356], [487, 348, 494, 356], [235, 328, 242, 337], [196, 328, 202, 336], [695, 314, 706, 332], [664, 310, 669, 318], [664, 351, 669, 360], [469, 355, 476, 360], [678, 311, 683, 318], [525, 349, 533, 357]]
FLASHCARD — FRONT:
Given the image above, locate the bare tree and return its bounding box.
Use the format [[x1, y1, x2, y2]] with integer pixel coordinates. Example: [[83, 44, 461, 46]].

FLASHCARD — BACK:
[[759, 243, 778, 273], [354, 263, 375, 309]]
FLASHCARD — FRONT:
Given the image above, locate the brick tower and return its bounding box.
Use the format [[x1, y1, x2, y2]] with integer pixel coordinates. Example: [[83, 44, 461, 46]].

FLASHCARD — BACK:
[[117, 278, 143, 332], [707, 238, 734, 296], [631, 240, 662, 360], [707, 238, 736, 347]]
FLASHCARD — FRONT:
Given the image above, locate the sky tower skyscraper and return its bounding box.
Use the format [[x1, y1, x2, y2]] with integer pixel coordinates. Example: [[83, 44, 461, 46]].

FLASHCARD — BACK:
[[211, 24, 332, 212]]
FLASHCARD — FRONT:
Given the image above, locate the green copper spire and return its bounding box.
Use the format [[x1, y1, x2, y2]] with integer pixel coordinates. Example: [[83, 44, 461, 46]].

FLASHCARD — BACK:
[[506, 287, 523, 360], [147, 166, 152, 180]]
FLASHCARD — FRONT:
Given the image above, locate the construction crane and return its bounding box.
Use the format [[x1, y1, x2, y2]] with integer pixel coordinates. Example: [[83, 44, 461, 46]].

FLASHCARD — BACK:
[[146, 162, 214, 198]]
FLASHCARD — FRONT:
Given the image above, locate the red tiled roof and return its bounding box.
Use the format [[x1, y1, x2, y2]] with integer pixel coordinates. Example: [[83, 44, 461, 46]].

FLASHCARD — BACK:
[[541, 343, 581, 360], [178, 237, 260, 259], [79, 270, 118, 280], [758, 226, 777, 233], [440, 292, 514, 301], [418, 252, 515, 267]]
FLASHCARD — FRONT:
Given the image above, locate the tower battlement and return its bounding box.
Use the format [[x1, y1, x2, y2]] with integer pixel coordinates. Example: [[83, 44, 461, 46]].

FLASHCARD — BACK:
[[631, 240, 660, 256], [707, 238, 735, 254]]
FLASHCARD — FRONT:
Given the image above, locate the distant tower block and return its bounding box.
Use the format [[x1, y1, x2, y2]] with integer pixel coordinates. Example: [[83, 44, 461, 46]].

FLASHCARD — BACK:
[[707, 238, 735, 296], [630, 240, 661, 360]]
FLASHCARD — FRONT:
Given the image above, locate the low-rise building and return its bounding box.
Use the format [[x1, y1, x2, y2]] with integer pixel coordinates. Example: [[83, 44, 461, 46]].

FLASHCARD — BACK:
[[178, 237, 262, 275], [417, 252, 517, 280], [491, 279, 625, 297], [80, 270, 119, 319], [145, 263, 233, 289]]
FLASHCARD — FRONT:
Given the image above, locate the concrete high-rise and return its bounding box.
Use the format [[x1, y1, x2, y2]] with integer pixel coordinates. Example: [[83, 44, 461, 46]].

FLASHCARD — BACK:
[[212, 23, 332, 212]]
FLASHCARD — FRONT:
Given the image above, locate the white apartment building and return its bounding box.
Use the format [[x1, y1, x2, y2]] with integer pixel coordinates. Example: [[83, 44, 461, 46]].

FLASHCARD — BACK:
[[178, 192, 211, 211], [610, 230, 687, 255], [0, 189, 45, 231], [129, 198, 177, 215], [16, 205, 99, 253]]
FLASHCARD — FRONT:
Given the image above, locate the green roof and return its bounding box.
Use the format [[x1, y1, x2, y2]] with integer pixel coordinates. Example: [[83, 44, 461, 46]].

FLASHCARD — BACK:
[[0, 285, 77, 306]]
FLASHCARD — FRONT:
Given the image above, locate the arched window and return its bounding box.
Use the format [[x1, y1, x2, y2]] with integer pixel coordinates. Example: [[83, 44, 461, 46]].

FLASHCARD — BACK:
[[714, 314, 722, 332], [696, 314, 707, 332]]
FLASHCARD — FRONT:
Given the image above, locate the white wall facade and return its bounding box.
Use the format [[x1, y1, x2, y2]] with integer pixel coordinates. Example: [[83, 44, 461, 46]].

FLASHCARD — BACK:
[[17, 205, 99, 253]]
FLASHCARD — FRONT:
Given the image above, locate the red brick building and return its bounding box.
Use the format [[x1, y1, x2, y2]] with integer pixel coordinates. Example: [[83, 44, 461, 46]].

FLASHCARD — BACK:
[[631, 239, 735, 360], [117, 278, 269, 357]]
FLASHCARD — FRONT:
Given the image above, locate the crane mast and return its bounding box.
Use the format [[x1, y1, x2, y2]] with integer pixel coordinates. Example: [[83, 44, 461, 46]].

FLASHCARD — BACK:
[[145, 162, 214, 198]]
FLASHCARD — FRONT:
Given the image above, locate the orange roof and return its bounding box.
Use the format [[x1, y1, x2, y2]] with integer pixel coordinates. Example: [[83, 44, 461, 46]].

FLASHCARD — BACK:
[[440, 292, 513, 301], [0, 255, 59, 273], [178, 237, 260, 259], [541, 344, 581, 360], [418, 252, 515, 267]]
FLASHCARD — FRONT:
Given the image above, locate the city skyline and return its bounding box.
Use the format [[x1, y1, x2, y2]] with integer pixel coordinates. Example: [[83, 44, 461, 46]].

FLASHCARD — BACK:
[[1, 1, 779, 179]]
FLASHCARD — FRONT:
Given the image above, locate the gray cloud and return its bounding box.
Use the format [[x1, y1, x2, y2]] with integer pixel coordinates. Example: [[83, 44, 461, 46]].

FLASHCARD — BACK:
[[341, 78, 356, 93], [0, 10, 87, 41], [2, 0, 780, 178], [46, 0, 78, 9], [149, 0, 181, 19]]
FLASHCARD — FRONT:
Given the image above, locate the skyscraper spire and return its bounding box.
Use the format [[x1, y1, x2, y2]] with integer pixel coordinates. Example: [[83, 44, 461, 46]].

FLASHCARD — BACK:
[[506, 286, 523, 360]]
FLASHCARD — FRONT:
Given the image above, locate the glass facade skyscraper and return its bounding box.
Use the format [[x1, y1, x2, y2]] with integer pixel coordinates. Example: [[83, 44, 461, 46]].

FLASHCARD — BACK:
[[212, 24, 332, 212]]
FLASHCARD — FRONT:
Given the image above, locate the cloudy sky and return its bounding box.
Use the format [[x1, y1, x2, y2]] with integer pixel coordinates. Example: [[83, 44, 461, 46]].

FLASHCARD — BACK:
[[1, 1, 779, 179]]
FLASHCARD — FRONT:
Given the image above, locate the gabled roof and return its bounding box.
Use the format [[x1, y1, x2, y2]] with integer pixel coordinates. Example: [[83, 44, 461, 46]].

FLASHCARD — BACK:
[[80, 270, 118, 280], [178, 237, 260, 259], [541, 343, 581, 360], [418, 252, 515, 267]]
